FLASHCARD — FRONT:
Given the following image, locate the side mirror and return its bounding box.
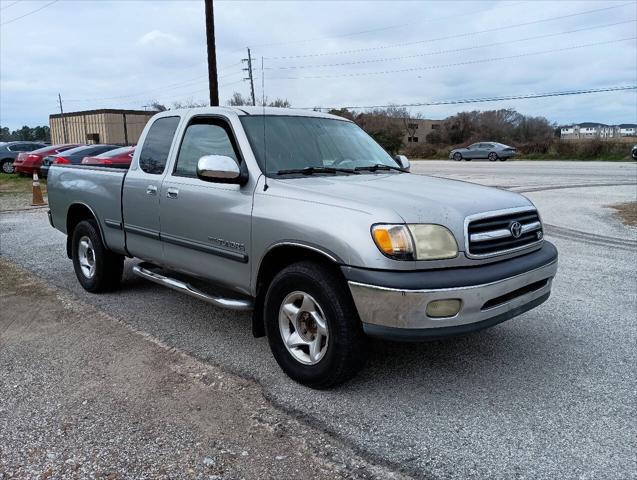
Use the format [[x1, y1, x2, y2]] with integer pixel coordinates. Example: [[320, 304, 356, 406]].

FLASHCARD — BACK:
[[394, 154, 410, 172], [197, 155, 247, 184]]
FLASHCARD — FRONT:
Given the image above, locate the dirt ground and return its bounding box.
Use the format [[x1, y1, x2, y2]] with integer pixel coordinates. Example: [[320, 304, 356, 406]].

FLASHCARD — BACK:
[[609, 201, 637, 227], [0, 258, 410, 480]]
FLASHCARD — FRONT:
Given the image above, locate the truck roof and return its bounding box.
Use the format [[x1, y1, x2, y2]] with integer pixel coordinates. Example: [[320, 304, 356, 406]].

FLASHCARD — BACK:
[[182, 106, 350, 121]]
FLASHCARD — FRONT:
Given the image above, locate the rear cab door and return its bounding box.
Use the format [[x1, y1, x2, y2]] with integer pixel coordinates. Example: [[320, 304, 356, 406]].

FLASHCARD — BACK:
[[158, 111, 255, 295], [122, 114, 182, 263]]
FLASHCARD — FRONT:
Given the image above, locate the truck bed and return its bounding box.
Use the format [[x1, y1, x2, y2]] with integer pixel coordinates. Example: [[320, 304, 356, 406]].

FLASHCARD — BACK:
[[47, 164, 128, 255]]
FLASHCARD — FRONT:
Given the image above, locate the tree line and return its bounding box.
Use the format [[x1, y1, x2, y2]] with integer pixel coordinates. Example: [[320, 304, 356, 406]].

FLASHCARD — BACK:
[[328, 107, 557, 155], [1, 125, 51, 142]]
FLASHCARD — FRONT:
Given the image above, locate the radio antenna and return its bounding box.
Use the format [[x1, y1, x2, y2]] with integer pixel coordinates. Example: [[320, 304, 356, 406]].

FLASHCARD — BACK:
[[261, 56, 268, 191]]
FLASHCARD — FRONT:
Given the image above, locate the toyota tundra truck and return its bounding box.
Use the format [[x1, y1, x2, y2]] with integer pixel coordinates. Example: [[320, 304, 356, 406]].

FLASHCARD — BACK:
[[47, 107, 558, 388]]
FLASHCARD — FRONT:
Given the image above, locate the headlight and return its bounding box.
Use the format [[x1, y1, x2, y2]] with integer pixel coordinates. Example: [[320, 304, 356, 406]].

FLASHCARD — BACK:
[[372, 224, 458, 260]]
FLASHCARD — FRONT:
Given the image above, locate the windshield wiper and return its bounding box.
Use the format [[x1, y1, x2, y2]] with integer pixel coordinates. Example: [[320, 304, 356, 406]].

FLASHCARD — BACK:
[[354, 163, 405, 173], [275, 166, 358, 176]]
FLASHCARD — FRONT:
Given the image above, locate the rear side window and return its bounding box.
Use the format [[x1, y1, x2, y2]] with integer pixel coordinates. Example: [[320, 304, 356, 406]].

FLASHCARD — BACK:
[[174, 119, 238, 178], [139, 116, 180, 175]]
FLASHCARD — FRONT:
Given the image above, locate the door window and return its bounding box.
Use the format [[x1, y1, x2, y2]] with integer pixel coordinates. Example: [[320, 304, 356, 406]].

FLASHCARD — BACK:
[[139, 116, 180, 174], [174, 119, 238, 178]]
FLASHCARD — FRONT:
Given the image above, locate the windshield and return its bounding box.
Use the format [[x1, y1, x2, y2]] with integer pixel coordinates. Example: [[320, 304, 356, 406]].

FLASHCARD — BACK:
[[240, 115, 399, 175]]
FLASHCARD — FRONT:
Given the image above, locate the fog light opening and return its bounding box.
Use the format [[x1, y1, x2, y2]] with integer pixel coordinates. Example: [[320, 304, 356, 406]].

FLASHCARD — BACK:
[[426, 299, 462, 318]]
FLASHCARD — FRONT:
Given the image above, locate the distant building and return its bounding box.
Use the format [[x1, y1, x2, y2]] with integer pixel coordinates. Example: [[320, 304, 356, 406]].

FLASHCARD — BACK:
[[560, 122, 637, 139], [49, 109, 158, 145], [617, 124, 637, 137], [402, 118, 443, 144]]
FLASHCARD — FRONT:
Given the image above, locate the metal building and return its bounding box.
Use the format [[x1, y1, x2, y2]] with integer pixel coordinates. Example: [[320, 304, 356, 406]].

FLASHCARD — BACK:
[[49, 109, 158, 145]]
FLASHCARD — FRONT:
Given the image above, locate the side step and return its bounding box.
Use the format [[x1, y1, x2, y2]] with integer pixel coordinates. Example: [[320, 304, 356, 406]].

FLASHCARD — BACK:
[[132, 262, 253, 311]]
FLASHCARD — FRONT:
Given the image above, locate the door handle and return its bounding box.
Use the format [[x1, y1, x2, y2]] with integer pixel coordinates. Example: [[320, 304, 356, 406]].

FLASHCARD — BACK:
[[166, 187, 179, 199], [146, 185, 158, 195]]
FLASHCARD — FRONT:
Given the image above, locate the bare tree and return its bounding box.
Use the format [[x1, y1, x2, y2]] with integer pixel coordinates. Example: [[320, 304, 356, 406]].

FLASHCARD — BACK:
[[147, 100, 168, 112], [172, 99, 208, 109], [267, 98, 291, 108], [227, 92, 252, 106]]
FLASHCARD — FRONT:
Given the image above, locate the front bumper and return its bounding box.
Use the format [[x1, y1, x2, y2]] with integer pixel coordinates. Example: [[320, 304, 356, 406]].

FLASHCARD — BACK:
[[344, 242, 558, 341]]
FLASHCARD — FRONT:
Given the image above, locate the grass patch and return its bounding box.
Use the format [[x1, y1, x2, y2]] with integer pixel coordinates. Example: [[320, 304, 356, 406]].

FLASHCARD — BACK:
[[609, 202, 637, 227], [0, 172, 47, 194]]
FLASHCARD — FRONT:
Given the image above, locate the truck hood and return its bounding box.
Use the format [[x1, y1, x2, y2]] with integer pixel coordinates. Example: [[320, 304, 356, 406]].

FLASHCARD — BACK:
[[268, 172, 533, 242]]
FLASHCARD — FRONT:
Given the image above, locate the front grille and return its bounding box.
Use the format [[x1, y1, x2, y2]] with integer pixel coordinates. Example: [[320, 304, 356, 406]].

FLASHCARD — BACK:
[[467, 209, 542, 257]]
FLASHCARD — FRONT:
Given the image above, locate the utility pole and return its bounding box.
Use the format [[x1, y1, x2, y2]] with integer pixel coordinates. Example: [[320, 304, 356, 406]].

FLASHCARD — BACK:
[[58, 93, 68, 143], [243, 47, 256, 106], [204, 0, 219, 106]]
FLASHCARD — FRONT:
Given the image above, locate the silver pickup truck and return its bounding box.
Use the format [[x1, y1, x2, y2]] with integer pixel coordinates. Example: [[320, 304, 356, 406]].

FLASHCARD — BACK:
[[47, 107, 558, 388]]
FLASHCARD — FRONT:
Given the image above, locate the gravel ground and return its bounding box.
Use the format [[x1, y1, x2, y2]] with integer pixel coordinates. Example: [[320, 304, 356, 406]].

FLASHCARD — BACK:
[[0, 161, 635, 479], [0, 258, 410, 480]]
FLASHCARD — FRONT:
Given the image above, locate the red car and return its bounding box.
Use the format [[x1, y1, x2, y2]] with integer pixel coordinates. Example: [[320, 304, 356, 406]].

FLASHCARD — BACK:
[[13, 144, 82, 175], [81, 146, 135, 168]]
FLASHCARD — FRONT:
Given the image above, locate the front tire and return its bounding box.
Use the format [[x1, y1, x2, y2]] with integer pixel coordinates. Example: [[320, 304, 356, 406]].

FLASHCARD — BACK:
[[453, 152, 462, 161], [1, 159, 14, 174], [264, 261, 367, 389], [71, 220, 124, 293]]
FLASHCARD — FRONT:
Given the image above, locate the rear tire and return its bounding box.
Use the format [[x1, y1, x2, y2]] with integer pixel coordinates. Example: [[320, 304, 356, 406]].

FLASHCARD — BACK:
[[1, 160, 14, 174], [71, 220, 123, 293], [488, 152, 498, 161], [264, 261, 367, 389]]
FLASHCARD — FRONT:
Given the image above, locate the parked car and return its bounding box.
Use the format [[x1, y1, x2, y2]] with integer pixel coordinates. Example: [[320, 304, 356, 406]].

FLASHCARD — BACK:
[[632, 144, 637, 160], [13, 144, 82, 176], [47, 107, 557, 388], [81, 146, 135, 168], [40, 144, 120, 177], [0, 141, 48, 174], [450, 142, 517, 161]]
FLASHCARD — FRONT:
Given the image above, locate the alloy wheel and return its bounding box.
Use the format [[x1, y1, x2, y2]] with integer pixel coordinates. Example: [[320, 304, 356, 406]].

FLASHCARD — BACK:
[[77, 236, 96, 278], [278, 291, 329, 365]]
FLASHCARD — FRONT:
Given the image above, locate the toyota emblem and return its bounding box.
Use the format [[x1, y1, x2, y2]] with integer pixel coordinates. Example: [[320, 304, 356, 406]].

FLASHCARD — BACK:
[[509, 221, 523, 238]]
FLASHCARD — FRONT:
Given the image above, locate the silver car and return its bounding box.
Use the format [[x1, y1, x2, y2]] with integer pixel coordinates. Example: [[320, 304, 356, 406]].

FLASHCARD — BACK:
[[47, 107, 556, 388], [450, 142, 517, 161]]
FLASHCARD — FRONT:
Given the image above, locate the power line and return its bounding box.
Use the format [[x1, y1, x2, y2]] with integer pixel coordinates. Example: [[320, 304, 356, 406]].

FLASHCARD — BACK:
[[1, 0, 58, 25], [305, 86, 637, 110], [267, 37, 636, 80], [248, 1, 526, 48], [267, 19, 636, 70], [266, 2, 634, 60], [0, 0, 21, 11]]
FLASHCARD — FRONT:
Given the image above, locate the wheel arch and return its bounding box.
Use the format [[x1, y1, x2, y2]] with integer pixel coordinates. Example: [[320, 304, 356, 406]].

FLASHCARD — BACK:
[[65, 203, 105, 259], [251, 242, 345, 338]]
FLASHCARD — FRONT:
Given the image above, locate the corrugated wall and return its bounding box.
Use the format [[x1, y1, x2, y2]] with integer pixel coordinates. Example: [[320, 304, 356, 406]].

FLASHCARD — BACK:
[[50, 112, 154, 145]]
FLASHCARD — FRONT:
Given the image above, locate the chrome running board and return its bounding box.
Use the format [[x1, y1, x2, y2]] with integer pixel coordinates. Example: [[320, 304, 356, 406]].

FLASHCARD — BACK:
[[132, 263, 253, 311]]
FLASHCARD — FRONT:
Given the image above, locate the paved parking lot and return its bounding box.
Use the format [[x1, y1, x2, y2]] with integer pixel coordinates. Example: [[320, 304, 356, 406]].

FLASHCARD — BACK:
[[1, 161, 636, 479]]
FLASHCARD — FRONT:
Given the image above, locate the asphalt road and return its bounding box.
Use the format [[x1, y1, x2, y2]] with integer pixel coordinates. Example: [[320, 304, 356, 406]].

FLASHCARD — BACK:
[[1, 160, 636, 479]]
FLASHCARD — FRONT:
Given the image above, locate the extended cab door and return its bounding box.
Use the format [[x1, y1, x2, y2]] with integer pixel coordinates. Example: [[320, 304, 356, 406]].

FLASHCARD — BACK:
[[122, 115, 181, 262], [159, 115, 253, 295]]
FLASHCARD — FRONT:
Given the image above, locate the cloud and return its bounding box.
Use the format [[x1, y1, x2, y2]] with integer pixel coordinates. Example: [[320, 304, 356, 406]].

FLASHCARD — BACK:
[[137, 30, 183, 47], [0, 0, 635, 129]]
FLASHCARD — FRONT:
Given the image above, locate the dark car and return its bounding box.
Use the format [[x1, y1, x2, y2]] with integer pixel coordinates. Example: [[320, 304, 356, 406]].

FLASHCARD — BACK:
[[81, 145, 135, 169], [632, 144, 637, 160], [40, 144, 120, 177], [449, 142, 517, 161], [0, 141, 48, 174]]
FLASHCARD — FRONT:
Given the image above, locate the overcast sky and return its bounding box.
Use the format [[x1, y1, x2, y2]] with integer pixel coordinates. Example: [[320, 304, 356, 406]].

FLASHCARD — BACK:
[[1, 0, 636, 129]]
